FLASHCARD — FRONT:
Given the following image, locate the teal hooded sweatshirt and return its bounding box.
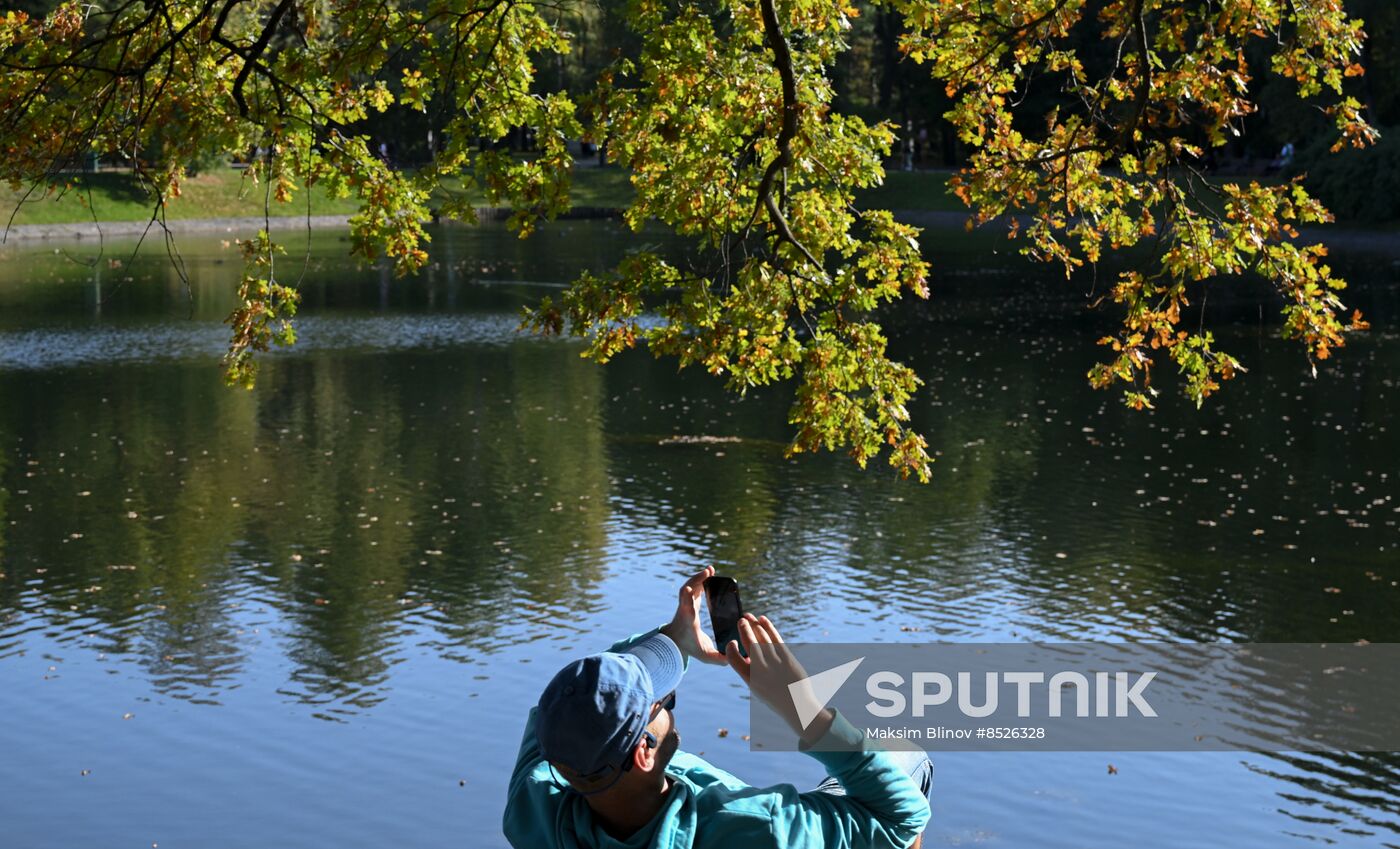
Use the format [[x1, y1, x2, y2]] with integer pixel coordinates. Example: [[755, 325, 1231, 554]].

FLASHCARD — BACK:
[[502, 629, 931, 849]]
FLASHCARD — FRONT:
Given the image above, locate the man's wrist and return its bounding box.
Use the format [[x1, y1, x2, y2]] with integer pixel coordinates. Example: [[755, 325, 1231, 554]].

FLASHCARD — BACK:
[[659, 621, 681, 651], [796, 707, 836, 747]]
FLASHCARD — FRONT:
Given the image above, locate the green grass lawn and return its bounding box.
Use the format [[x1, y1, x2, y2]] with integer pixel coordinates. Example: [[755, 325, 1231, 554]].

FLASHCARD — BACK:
[[855, 170, 961, 212], [559, 167, 635, 208], [2, 169, 365, 226], [1, 167, 639, 227], [2, 165, 962, 227], [548, 167, 962, 211], [10, 166, 1397, 230], [548, 168, 964, 213], [549, 168, 963, 211]]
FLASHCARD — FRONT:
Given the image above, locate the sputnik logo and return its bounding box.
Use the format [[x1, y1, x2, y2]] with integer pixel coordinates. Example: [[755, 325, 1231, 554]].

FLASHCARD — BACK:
[[789, 657, 865, 729]]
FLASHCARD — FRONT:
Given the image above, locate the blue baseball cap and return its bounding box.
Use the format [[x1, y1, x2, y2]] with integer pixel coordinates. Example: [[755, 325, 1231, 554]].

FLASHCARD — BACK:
[[536, 632, 685, 779]]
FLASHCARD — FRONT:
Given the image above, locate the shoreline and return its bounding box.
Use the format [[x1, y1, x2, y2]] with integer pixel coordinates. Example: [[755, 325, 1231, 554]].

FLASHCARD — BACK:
[[4, 206, 1397, 256], [0, 206, 625, 242]]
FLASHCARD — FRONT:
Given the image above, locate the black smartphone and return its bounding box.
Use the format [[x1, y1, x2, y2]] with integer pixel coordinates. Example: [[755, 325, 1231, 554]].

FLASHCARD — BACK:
[[704, 575, 746, 656]]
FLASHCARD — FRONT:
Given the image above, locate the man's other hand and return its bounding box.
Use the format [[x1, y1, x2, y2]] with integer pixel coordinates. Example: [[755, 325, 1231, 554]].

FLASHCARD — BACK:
[[725, 614, 835, 744]]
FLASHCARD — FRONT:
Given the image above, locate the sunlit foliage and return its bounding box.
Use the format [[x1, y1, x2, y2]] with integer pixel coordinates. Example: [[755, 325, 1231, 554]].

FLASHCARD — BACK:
[[0, 0, 1376, 479]]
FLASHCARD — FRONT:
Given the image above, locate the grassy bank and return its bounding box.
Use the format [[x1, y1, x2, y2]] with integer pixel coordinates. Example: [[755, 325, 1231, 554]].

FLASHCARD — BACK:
[[0, 166, 636, 227], [2, 170, 361, 226], [2, 166, 964, 228], [21, 167, 1378, 231]]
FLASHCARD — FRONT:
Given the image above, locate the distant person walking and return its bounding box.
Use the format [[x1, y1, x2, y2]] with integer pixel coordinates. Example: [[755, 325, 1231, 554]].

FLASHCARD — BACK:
[[1268, 141, 1295, 174]]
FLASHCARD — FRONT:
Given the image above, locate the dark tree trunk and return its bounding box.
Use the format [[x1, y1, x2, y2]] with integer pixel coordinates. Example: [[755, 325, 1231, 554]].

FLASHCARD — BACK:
[[875, 8, 901, 114]]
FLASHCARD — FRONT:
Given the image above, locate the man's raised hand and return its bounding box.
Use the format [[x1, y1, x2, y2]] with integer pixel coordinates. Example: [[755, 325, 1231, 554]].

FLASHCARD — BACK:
[[661, 566, 728, 665]]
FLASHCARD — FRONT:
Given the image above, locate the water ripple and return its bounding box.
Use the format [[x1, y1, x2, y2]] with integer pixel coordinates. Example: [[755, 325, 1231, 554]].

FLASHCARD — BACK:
[[0, 313, 547, 370]]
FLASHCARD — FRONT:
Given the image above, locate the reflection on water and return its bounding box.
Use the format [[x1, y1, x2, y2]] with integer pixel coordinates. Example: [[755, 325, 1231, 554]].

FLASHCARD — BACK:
[[0, 313, 552, 369], [1, 222, 1398, 848]]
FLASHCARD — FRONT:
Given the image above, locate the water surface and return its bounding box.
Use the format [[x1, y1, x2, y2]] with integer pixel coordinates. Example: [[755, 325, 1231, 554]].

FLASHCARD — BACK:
[[1, 220, 1398, 848]]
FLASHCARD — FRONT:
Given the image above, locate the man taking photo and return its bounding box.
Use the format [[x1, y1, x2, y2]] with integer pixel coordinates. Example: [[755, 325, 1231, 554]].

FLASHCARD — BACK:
[[503, 567, 933, 848]]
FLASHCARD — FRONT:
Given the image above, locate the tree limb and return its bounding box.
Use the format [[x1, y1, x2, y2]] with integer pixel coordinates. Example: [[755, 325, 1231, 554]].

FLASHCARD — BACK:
[[748, 0, 821, 271]]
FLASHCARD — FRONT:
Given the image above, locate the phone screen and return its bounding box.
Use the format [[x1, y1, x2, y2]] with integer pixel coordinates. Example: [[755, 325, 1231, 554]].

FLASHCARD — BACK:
[[704, 576, 745, 656]]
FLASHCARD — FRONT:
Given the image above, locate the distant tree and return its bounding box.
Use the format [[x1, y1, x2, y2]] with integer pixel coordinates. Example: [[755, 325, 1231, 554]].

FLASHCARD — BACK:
[[0, 0, 1377, 480]]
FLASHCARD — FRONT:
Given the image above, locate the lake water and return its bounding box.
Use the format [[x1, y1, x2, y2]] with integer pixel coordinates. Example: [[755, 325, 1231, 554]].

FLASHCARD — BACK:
[[1, 219, 1398, 848]]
